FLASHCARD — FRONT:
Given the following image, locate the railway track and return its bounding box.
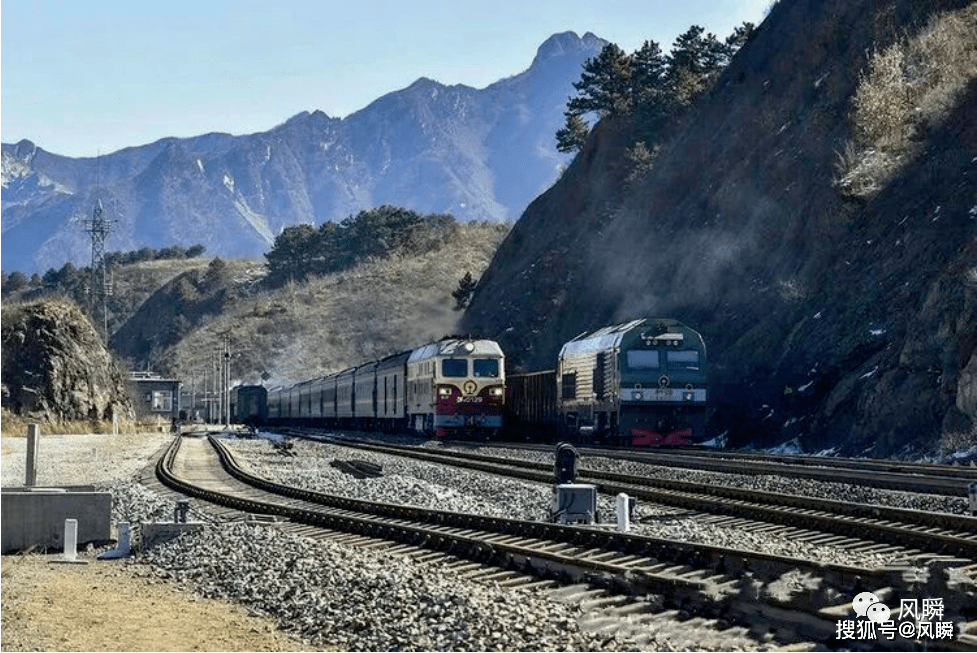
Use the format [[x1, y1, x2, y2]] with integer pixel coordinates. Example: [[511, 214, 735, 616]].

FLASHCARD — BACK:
[[149, 432, 977, 650], [481, 441, 977, 496], [293, 433, 977, 562]]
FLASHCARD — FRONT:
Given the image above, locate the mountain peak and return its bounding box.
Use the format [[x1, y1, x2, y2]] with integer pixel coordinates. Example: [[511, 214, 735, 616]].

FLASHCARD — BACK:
[[532, 31, 607, 67]]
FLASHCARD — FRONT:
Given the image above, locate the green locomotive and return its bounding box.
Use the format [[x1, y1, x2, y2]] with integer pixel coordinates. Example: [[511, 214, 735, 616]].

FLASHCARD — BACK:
[[505, 318, 709, 446], [556, 318, 708, 445]]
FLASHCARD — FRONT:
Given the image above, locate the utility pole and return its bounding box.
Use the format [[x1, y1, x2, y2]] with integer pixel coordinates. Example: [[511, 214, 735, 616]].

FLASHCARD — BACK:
[[224, 335, 231, 428], [214, 348, 224, 424]]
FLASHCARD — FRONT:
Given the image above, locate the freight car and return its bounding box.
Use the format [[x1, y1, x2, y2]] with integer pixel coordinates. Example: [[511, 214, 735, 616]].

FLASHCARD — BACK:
[[250, 337, 505, 439], [505, 318, 709, 446]]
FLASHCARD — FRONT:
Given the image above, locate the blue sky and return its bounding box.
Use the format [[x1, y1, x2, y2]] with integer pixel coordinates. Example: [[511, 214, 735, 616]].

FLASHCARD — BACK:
[[2, 0, 772, 158]]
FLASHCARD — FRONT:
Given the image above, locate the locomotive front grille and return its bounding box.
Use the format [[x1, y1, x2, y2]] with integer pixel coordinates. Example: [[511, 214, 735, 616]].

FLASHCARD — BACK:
[[622, 388, 706, 402]]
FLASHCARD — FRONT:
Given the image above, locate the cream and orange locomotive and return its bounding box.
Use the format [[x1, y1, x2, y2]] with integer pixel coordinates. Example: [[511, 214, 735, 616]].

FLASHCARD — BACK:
[[259, 337, 504, 439]]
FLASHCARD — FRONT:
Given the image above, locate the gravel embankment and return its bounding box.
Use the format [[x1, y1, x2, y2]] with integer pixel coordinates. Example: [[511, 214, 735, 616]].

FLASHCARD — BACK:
[[138, 522, 666, 651], [223, 434, 924, 568], [2, 432, 751, 650], [12, 430, 964, 651]]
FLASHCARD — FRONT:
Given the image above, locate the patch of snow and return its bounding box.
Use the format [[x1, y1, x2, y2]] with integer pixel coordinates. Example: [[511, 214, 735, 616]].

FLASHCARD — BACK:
[[951, 444, 977, 462], [699, 431, 727, 448], [232, 195, 275, 245], [798, 380, 814, 392], [813, 311, 822, 319], [196, 159, 204, 173], [870, 328, 886, 336], [767, 438, 803, 455], [223, 173, 234, 191], [859, 365, 879, 380]]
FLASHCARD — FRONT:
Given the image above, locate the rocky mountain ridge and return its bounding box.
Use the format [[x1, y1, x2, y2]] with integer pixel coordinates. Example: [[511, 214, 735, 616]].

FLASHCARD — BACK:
[[1, 32, 605, 274]]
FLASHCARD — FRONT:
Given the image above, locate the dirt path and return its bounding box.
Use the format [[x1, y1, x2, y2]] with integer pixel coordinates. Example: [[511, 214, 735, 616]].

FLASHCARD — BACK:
[[1, 552, 312, 652]]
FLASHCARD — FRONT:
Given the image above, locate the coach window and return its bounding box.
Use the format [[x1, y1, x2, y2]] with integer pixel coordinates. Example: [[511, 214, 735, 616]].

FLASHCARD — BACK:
[[626, 350, 660, 370], [473, 359, 499, 377], [442, 359, 468, 377]]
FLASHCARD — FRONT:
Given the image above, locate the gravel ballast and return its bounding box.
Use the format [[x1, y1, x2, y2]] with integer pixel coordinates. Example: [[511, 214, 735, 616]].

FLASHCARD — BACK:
[[222, 433, 924, 568]]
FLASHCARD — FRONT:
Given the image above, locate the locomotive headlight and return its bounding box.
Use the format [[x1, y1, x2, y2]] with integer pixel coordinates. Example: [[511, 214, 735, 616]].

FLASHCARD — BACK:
[[439, 387, 452, 396], [683, 391, 695, 401], [489, 387, 503, 396], [633, 391, 643, 400]]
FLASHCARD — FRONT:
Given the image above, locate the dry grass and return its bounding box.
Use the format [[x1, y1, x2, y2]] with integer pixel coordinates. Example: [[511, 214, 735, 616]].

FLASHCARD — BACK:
[[937, 424, 977, 459], [0, 410, 152, 438], [0, 428, 173, 487], [835, 4, 977, 197], [167, 222, 510, 388]]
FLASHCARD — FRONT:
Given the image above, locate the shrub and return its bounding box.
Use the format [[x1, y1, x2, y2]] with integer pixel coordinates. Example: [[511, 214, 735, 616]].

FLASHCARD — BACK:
[[837, 4, 977, 197]]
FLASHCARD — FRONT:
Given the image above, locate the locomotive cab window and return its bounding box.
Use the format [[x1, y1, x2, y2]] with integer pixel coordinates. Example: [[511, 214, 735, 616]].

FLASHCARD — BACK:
[[666, 350, 700, 370], [442, 359, 468, 377], [626, 350, 660, 370], [473, 358, 499, 377]]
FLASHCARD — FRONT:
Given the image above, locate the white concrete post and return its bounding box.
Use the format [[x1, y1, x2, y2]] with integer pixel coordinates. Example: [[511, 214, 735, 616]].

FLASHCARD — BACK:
[[26, 423, 40, 487], [616, 493, 631, 532], [63, 519, 79, 561], [99, 522, 132, 560]]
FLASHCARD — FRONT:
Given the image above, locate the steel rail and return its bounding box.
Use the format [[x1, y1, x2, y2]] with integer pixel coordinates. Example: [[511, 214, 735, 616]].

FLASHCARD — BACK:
[[310, 435, 977, 560], [499, 441, 977, 495], [154, 434, 977, 652]]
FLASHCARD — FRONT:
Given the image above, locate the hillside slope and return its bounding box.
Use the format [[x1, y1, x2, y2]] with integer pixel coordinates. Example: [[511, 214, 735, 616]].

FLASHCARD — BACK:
[[125, 222, 509, 387], [463, 0, 977, 457]]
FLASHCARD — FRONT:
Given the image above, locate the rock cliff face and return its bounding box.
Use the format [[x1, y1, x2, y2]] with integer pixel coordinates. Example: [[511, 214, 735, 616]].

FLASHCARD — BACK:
[[463, 0, 976, 457], [1, 300, 134, 422]]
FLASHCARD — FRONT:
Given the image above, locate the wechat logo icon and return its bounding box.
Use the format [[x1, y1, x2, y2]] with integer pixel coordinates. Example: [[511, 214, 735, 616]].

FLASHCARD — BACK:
[[853, 591, 890, 623]]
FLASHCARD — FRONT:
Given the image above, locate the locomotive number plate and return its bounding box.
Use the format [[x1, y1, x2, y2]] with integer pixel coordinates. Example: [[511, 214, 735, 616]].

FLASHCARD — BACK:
[[458, 396, 484, 403]]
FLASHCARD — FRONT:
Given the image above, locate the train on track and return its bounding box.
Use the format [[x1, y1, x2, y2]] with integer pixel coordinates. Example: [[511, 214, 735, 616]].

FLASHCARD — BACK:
[[232, 338, 506, 439], [231, 318, 709, 446], [505, 318, 708, 446]]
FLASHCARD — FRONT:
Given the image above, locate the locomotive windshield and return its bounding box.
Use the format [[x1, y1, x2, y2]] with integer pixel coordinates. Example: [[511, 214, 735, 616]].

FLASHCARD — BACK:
[[626, 350, 660, 370], [666, 350, 700, 370], [442, 359, 468, 377], [473, 359, 500, 377]]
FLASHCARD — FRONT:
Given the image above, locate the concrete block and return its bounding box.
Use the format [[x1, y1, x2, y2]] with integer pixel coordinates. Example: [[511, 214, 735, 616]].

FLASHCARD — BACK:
[[139, 521, 206, 550], [1, 488, 112, 554]]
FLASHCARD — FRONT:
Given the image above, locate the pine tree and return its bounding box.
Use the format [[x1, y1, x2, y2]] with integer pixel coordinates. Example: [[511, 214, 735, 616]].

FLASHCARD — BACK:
[[631, 39, 673, 124], [666, 25, 735, 106], [567, 43, 634, 118], [555, 112, 591, 153], [452, 272, 477, 310], [264, 224, 317, 285]]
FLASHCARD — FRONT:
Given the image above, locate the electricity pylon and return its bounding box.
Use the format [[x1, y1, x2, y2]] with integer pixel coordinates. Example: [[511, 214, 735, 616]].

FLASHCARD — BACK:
[[83, 198, 114, 338]]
